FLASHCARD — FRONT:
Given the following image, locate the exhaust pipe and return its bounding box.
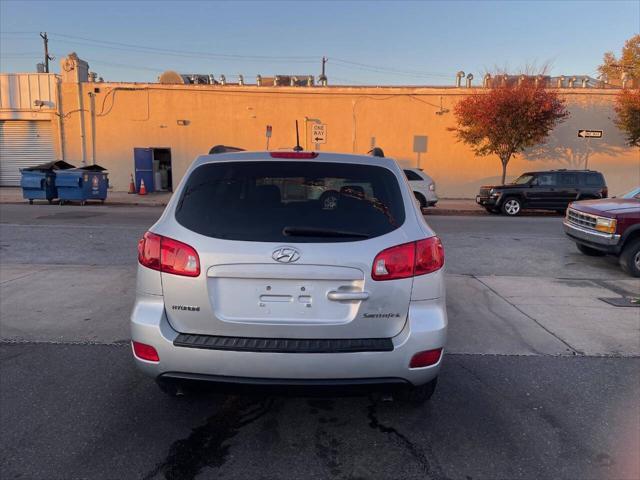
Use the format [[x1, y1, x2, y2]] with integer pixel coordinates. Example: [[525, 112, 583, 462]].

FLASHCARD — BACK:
[[568, 76, 577, 88], [483, 73, 492, 88], [466, 73, 474, 87], [455, 71, 465, 87], [557, 75, 565, 88]]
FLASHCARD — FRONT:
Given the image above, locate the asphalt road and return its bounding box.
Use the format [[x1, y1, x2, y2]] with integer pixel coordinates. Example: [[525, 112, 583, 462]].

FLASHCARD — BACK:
[[0, 203, 629, 278], [1, 203, 639, 480]]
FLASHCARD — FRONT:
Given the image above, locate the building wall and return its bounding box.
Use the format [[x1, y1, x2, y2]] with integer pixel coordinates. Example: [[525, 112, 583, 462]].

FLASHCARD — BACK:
[[58, 82, 639, 197]]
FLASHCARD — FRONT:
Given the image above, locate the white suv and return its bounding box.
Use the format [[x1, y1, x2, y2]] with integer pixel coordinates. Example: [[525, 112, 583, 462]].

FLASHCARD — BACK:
[[131, 151, 447, 403], [404, 168, 438, 209]]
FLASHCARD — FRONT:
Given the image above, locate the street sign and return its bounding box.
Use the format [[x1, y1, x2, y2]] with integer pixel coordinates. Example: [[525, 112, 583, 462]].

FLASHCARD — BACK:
[[413, 135, 428, 153], [266, 125, 272, 138], [413, 135, 428, 168], [312, 124, 327, 144], [578, 130, 603, 138]]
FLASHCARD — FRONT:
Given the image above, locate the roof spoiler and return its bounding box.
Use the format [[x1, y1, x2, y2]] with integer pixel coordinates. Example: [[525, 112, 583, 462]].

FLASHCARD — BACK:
[[208, 145, 245, 155], [368, 147, 385, 158]]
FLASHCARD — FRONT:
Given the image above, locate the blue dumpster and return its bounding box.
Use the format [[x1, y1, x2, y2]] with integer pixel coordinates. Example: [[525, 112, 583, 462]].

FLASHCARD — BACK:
[[56, 165, 109, 205], [20, 161, 75, 205]]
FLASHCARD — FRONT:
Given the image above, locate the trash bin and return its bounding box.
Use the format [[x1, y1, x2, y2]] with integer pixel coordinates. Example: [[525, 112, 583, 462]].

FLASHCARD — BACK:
[[19, 160, 75, 205], [56, 165, 109, 206]]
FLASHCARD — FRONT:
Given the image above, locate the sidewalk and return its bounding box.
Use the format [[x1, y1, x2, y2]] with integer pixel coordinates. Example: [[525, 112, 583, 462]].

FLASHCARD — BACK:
[[0, 187, 482, 213], [0, 187, 174, 207]]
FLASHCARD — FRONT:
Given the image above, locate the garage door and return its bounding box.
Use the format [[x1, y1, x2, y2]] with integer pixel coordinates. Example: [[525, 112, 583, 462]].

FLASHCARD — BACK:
[[0, 120, 56, 186]]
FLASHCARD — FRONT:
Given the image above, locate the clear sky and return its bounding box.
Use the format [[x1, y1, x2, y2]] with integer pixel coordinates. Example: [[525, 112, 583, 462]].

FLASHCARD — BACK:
[[1, 0, 638, 85]]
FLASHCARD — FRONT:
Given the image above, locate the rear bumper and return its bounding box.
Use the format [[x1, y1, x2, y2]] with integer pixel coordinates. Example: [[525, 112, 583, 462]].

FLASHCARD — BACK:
[[157, 372, 411, 396], [563, 221, 621, 254], [131, 293, 447, 387]]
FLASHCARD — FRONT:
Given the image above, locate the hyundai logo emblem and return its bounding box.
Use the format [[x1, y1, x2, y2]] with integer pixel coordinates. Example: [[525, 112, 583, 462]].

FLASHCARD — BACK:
[[272, 247, 301, 263]]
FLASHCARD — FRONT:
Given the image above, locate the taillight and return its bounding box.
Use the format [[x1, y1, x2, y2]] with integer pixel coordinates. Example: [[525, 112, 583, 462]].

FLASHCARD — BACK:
[[138, 232, 161, 270], [372, 242, 415, 280], [372, 237, 444, 281], [132, 341, 159, 362], [602, 187, 608, 198], [415, 237, 445, 276], [137, 232, 200, 277], [269, 152, 318, 159], [409, 348, 442, 368]]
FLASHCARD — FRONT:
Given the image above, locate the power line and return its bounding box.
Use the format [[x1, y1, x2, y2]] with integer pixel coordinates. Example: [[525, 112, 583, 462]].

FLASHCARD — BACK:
[[50, 38, 319, 65], [48, 32, 319, 61], [331, 58, 450, 79]]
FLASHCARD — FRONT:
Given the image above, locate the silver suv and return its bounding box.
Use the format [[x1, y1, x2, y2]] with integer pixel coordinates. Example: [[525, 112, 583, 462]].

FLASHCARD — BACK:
[[131, 150, 447, 403]]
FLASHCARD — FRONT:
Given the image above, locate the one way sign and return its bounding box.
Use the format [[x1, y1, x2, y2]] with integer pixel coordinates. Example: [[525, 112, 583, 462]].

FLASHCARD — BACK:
[[312, 124, 327, 144], [578, 129, 603, 138]]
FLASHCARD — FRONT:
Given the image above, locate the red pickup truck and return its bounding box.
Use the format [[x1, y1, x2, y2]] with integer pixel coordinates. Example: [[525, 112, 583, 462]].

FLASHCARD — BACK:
[[563, 188, 640, 277]]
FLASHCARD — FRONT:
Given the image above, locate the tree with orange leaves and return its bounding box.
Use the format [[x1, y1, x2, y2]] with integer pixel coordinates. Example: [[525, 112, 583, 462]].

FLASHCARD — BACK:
[[450, 82, 569, 184], [615, 89, 640, 147]]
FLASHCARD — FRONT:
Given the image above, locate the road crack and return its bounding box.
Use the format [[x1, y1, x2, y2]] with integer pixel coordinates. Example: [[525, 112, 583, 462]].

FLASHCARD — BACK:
[[473, 275, 583, 355], [366, 400, 436, 478], [143, 395, 273, 480]]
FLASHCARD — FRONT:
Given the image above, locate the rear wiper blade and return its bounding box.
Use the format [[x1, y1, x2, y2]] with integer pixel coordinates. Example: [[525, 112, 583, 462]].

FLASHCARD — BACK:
[[282, 226, 370, 238]]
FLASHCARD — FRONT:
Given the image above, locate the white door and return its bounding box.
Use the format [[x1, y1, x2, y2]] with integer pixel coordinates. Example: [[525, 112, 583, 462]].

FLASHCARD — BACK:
[[0, 120, 56, 186]]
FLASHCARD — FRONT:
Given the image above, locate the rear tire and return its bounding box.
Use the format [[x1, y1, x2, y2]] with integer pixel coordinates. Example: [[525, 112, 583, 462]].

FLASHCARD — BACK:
[[619, 239, 640, 277], [576, 243, 606, 257], [501, 197, 521, 216], [397, 377, 437, 405]]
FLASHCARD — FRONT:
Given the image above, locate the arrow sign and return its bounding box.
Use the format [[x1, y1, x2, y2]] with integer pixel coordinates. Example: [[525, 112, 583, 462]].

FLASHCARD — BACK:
[[578, 129, 603, 138], [312, 124, 327, 144]]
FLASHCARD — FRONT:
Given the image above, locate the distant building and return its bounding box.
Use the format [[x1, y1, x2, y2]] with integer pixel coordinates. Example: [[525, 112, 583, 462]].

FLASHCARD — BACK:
[[1, 54, 638, 196]]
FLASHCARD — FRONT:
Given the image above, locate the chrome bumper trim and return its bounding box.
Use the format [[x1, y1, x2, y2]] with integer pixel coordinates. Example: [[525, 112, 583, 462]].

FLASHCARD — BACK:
[[563, 221, 620, 246]]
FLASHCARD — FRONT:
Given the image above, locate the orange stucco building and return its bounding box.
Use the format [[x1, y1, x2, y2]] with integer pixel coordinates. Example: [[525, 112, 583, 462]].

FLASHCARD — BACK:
[[1, 56, 638, 196]]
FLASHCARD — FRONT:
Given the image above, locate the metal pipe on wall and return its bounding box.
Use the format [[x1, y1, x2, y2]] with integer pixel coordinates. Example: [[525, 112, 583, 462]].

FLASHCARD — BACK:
[[76, 69, 87, 165], [88, 92, 96, 165], [55, 76, 65, 161]]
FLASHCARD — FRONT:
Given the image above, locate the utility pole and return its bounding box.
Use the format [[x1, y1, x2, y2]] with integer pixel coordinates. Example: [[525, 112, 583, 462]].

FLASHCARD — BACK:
[[40, 32, 53, 73], [319, 56, 328, 86]]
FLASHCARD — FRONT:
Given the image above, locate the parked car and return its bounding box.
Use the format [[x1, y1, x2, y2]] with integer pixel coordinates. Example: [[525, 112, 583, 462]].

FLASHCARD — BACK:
[[131, 150, 447, 403], [563, 188, 640, 277], [476, 170, 607, 216], [404, 168, 438, 208]]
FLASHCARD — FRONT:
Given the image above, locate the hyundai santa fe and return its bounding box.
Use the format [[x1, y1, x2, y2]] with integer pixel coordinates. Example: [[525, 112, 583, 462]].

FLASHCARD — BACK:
[[131, 150, 447, 403]]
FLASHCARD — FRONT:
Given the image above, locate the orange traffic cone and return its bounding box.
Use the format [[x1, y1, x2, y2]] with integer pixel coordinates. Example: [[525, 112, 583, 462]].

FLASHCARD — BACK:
[[128, 174, 136, 194], [138, 178, 147, 196]]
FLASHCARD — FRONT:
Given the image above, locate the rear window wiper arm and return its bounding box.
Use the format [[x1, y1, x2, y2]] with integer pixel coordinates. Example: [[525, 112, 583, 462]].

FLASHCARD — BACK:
[[282, 226, 370, 238]]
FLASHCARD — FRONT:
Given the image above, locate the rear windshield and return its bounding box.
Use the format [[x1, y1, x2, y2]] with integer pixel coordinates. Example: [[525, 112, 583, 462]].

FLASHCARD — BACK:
[[175, 161, 406, 242]]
